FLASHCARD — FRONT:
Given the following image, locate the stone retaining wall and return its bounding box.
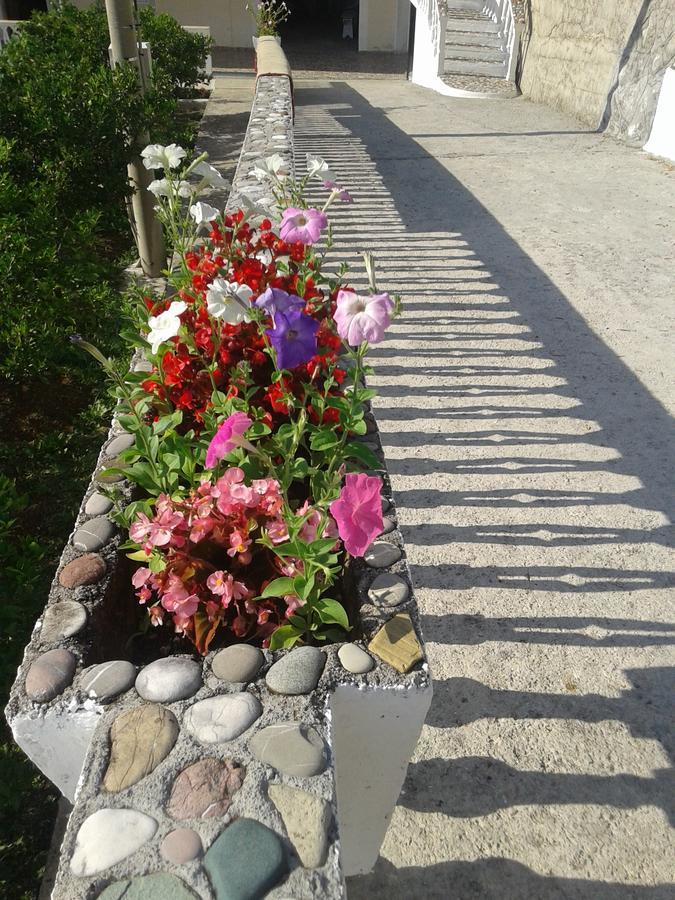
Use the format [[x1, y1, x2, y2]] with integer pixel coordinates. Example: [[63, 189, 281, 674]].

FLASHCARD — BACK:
[[6, 73, 432, 899], [518, 0, 675, 142]]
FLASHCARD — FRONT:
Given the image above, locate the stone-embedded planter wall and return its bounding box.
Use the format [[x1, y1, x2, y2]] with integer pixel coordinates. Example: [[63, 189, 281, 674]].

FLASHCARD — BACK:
[[6, 72, 432, 899]]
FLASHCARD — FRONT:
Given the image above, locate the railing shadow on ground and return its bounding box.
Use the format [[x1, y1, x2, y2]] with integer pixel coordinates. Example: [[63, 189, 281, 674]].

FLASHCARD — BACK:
[[291, 80, 675, 898]]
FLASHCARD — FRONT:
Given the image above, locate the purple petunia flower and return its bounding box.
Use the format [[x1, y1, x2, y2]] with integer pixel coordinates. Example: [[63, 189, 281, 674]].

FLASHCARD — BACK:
[[266, 308, 320, 370], [255, 286, 305, 322], [279, 207, 327, 245]]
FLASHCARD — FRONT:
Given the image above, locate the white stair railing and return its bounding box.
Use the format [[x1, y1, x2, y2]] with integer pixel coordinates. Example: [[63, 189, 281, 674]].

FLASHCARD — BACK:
[[0, 19, 22, 49], [481, 0, 519, 81]]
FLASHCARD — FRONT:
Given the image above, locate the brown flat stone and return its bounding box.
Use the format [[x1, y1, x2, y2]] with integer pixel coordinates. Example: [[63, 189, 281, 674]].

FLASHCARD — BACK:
[[58, 553, 106, 588], [103, 705, 179, 792], [25, 649, 77, 702], [167, 758, 245, 820], [368, 613, 424, 673]]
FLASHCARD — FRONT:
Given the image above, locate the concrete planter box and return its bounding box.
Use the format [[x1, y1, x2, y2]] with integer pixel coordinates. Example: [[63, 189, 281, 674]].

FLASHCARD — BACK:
[[6, 74, 431, 899]]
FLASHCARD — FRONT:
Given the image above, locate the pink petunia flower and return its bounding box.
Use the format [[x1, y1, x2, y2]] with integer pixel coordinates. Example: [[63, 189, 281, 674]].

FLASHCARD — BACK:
[[329, 473, 383, 557], [205, 412, 254, 468], [334, 290, 394, 346], [279, 207, 327, 244]]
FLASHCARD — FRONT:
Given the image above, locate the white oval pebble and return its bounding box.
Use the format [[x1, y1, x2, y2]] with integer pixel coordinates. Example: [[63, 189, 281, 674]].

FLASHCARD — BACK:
[[184, 693, 262, 743], [338, 644, 375, 674], [70, 808, 157, 876], [135, 657, 202, 703]]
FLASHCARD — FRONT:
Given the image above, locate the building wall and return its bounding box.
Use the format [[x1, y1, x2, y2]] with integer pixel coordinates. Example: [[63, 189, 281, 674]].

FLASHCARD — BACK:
[[519, 0, 675, 142], [156, 0, 253, 47], [359, 0, 410, 52]]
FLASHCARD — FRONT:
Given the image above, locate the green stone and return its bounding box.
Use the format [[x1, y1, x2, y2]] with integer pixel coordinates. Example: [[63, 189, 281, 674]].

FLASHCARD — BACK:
[[97, 873, 199, 899], [204, 819, 286, 900]]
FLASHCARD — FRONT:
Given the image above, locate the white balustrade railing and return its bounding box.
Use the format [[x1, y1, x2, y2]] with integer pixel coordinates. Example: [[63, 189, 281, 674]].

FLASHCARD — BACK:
[[0, 19, 22, 49], [481, 0, 519, 81]]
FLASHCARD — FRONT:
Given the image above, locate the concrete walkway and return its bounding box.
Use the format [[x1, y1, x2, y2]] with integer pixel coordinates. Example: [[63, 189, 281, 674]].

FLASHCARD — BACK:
[[291, 80, 675, 897]]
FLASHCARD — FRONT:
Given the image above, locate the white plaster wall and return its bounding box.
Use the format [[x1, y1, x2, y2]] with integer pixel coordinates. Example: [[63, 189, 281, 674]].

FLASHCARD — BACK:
[[410, 0, 442, 87], [644, 67, 675, 161], [156, 0, 253, 46], [359, 0, 410, 52]]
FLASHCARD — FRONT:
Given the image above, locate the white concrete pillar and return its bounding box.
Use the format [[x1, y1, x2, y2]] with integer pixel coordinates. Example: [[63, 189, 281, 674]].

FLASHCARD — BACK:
[[330, 680, 433, 876]]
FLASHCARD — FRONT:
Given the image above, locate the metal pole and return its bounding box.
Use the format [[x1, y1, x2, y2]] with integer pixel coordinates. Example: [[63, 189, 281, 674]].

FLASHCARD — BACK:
[[105, 0, 166, 277]]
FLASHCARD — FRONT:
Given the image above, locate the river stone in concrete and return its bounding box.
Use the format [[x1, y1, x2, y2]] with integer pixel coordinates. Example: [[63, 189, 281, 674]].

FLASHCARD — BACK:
[[98, 873, 199, 899], [80, 660, 136, 701], [269, 784, 331, 868], [184, 693, 262, 743], [381, 496, 391, 514], [167, 758, 245, 820], [70, 808, 157, 876], [265, 646, 325, 695], [364, 541, 402, 568], [103, 705, 179, 792], [39, 601, 87, 643], [59, 553, 106, 588], [106, 432, 135, 456], [379, 517, 396, 535], [85, 492, 113, 516], [250, 723, 326, 777], [95, 459, 125, 485], [338, 643, 375, 674], [160, 828, 203, 864], [368, 613, 424, 674], [135, 657, 202, 702], [211, 645, 264, 683], [25, 648, 77, 702], [72, 517, 115, 552], [367, 572, 411, 608], [203, 818, 286, 900]]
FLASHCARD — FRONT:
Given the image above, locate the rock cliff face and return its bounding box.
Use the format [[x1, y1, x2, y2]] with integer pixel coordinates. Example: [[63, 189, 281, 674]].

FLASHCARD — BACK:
[[518, 0, 675, 143]]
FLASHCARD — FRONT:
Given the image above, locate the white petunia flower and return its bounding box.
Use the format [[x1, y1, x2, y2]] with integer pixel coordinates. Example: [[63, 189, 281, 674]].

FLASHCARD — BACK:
[[189, 201, 220, 224], [192, 161, 230, 190], [206, 278, 253, 324], [255, 248, 273, 266], [141, 143, 186, 171], [306, 153, 335, 182], [251, 153, 289, 181], [148, 178, 193, 199], [146, 301, 187, 354]]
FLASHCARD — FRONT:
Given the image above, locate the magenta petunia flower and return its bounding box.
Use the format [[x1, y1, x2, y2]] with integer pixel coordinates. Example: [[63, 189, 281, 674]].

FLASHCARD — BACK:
[[279, 206, 328, 244], [333, 290, 394, 346], [205, 412, 254, 468], [329, 473, 383, 557], [255, 286, 305, 321], [266, 307, 320, 370]]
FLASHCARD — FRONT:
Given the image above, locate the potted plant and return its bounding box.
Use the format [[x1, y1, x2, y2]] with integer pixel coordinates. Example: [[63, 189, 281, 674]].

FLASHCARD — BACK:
[[247, 0, 290, 49]]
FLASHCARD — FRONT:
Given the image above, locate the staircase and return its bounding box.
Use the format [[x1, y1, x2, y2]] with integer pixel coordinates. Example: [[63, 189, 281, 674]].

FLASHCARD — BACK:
[[443, 5, 509, 79]]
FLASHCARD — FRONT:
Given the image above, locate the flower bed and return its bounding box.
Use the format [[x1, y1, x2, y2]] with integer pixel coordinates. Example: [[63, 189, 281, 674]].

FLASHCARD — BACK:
[[7, 72, 431, 898]]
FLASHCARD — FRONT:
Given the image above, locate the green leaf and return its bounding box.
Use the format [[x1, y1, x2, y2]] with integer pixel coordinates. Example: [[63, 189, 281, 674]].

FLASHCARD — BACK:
[[343, 442, 381, 470], [310, 430, 339, 452], [258, 577, 294, 599], [269, 624, 304, 650], [349, 418, 367, 435], [313, 598, 350, 631], [126, 549, 149, 562], [290, 457, 309, 480]]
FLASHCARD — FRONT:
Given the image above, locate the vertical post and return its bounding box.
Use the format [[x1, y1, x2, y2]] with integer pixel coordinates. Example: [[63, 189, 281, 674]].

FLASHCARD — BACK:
[[105, 0, 166, 277]]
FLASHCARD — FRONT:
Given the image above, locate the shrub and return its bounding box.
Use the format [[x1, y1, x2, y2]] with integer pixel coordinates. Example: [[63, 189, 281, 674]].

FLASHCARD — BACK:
[[138, 8, 213, 97]]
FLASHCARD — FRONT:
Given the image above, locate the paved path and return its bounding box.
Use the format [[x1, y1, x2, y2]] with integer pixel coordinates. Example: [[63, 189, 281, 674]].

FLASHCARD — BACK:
[[291, 79, 675, 898]]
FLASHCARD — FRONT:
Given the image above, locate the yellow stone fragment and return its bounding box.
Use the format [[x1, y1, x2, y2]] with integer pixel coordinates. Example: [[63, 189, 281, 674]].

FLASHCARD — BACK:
[[368, 613, 423, 673]]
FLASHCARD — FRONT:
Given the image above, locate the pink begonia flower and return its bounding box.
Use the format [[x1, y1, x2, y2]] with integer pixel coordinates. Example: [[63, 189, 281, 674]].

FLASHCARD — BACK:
[[279, 207, 327, 245], [161, 575, 200, 619], [267, 519, 289, 544], [129, 501, 186, 552], [297, 501, 339, 544], [284, 594, 303, 617], [207, 570, 250, 607], [148, 605, 164, 627], [334, 290, 394, 346], [205, 412, 254, 468], [329, 473, 383, 557]]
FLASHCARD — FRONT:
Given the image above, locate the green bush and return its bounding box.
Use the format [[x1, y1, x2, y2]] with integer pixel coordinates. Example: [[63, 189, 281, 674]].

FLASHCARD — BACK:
[[139, 7, 213, 98]]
